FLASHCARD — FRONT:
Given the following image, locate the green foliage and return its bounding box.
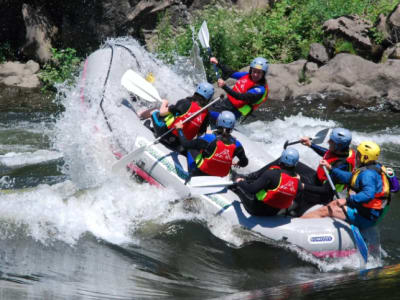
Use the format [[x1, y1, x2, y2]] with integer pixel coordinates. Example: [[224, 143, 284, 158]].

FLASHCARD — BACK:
[[335, 39, 357, 55], [0, 42, 15, 63], [39, 48, 81, 92], [154, 0, 397, 78]]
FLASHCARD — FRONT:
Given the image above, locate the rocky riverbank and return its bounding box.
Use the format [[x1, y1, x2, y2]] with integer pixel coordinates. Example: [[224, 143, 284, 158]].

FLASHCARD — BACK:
[[1, 0, 399, 112]]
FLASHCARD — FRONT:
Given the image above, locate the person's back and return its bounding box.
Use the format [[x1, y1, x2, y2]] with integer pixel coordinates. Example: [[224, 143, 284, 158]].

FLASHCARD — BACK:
[[176, 110, 248, 177], [233, 148, 301, 216]]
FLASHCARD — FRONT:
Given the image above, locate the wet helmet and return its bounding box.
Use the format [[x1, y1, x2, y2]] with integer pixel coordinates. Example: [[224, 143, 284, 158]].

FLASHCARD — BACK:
[[250, 57, 269, 73], [196, 82, 214, 100], [280, 148, 299, 167], [357, 141, 380, 164], [217, 111, 236, 129], [329, 128, 352, 151]]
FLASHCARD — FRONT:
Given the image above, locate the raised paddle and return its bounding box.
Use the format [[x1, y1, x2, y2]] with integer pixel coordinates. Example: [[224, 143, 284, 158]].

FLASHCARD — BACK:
[[322, 165, 369, 263], [121, 69, 162, 103], [198, 21, 220, 79], [112, 95, 223, 173], [284, 128, 330, 149]]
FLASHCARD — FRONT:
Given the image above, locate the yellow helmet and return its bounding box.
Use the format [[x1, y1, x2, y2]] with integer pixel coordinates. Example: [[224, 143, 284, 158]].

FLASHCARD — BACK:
[[357, 141, 380, 164]]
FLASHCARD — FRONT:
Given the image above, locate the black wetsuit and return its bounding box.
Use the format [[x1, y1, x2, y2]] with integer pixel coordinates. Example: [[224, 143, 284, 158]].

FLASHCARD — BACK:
[[234, 165, 302, 216], [232, 158, 323, 217]]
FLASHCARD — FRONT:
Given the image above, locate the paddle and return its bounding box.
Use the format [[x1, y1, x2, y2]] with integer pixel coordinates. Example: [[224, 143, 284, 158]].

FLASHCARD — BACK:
[[198, 21, 220, 79], [284, 128, 330, 149], [188, 176, 234, 195], [121, 69, 162, 103], [112, 95, 223, 173], [322, 165, 368, 263]]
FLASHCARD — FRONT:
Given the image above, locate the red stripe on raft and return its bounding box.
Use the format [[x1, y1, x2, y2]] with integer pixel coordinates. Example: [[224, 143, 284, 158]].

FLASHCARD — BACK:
[[312, 248, 358, 258], [80, 59, 89, 106], [113, 151, 161, 187]]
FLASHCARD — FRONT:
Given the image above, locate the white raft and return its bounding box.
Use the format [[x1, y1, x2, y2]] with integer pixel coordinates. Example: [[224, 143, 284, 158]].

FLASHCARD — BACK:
[[79, 39, 378, 260]]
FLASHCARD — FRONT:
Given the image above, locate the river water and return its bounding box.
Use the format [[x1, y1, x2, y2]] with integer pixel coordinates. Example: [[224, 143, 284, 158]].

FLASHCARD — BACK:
[[0, 40, 400, 299]]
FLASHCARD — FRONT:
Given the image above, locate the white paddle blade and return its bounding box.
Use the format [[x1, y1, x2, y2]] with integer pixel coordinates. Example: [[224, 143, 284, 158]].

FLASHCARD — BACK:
[[198, 21, 210, 49], [188, 176, 233, 188], [121, 69, 162, 103], [111, 146, 147, 173]]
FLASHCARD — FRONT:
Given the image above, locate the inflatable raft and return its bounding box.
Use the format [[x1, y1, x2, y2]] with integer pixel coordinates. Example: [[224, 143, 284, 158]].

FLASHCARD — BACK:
[[78, 39, 378, 260]]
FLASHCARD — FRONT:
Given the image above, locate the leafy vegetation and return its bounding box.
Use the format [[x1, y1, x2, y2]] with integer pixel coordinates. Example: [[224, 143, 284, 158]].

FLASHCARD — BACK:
[[39, 47, 82, 92], [154, 0, 397, 77], [0, 42, 15, 63]]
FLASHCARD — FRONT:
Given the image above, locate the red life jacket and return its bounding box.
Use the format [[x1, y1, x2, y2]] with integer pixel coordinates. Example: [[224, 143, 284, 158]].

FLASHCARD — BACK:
[[255, 166, 299, 209], [316, 149, 356, 183], [196, 139, 236, 177], [227, 74, 268, 116], [350, 165, 390, 211], [165, 101, 208, 140]]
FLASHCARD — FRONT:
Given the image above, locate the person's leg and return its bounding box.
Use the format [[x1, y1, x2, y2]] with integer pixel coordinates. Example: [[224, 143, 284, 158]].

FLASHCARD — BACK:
[[300, 199, 347, 220], [234, 186, 280, 216], [346, 207, 376, 229]]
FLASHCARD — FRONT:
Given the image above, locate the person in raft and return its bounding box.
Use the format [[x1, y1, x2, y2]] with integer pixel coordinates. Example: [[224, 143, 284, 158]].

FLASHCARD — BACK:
[[301, 141, 393, 230], [232, 148, 302, 216], [208, 56, 269, 122], [300, 128, 356, 204], [149, 82, 215, 151], [175, 110, 248, 177]]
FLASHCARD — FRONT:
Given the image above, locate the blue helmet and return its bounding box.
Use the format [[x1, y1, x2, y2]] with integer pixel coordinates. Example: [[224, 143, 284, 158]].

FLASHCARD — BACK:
[[329, 128, 352, 151], [280, 148, 299, 167], [250, 57, 269, 73], [217, 111, 236, 129], [196, 82, 214, 100]]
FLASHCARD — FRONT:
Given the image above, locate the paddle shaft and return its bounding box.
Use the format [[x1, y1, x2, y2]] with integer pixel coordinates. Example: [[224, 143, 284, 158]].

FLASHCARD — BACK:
[[207, 49, 220, 79], [322, 166, 340, 199], [283, 128, 330, 149], [284, 137, 314, 148], [153, 95, 221, 144]]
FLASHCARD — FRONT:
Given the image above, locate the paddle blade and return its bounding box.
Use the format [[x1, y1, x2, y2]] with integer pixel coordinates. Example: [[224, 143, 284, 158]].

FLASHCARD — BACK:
[[312, 128, 330, 144], [351, 224, 368, 263], [198, 21, 210, 49], [121, 70, 162, 103], [111, 146, 147, 173], [189, 176, 233, 188]]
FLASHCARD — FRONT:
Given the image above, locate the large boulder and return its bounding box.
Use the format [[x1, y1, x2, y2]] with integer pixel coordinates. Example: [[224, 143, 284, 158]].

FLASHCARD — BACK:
[[268, 53, 400, 112]]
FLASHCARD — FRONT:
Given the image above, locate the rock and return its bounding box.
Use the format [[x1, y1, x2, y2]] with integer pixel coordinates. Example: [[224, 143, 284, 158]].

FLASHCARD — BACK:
[[388, 3, 400, 43], [0, 61, 41, 88], [21, 3, 57, 63], [308, 43, 329, 65], [323, 15, 373, 50]]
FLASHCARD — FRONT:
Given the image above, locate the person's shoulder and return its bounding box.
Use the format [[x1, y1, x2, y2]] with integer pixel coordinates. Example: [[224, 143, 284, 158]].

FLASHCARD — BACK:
[[360, 167, 380, 180], [201, 133, 216, 142]]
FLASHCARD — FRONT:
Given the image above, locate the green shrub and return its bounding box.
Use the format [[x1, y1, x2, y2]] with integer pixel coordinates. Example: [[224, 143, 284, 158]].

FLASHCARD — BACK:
[[335, 39, 357, 55], [0, 42, 15, 63], [39, 47, 81, 92], [154, 0, 397, 79]]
